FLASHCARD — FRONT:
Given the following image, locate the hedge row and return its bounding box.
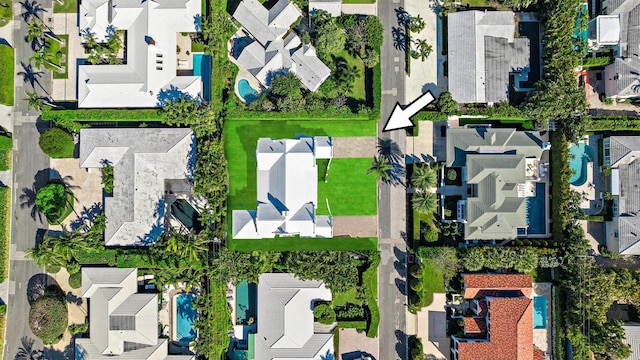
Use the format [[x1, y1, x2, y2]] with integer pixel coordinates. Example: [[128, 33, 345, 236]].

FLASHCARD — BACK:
[[338, 321, 367, 330], [0, 135, 12, 171], [587, 116, 640, 131], [372, 59, 382, 120], [41, 108, 163, 122], [363, 258, 379, 338], [225, 108, 372, 121], [0, 187, 9, 281]]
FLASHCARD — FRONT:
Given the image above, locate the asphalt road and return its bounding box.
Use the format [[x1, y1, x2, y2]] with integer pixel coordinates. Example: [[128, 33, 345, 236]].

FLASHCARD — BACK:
[[4, 0, 53, 358], [376, 1, 408, 360]]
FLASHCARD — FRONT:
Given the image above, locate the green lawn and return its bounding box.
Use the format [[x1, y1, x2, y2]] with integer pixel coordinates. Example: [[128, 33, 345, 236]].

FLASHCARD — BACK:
[[316, 158, 377, 216], [333, 288, 361, 307], [51, 35, 69, 79], [0, 0, 11, 28], [0, 135, 12, 171], [0, 44, 13, 106], [418, 258, 445, 307], [228, 237, 377, 251], [327, 50, 366, 102], [53, 0, 77, 13]]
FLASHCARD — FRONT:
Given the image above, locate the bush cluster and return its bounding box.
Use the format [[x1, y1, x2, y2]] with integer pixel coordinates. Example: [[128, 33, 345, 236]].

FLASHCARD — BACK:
[[68, 271, 82, 289], [29, 286, 67, 345], [461, 246, 539, 273], [313, 303, 336, 325], [38, 127, 75, 158], [334, 304, 366, 320]]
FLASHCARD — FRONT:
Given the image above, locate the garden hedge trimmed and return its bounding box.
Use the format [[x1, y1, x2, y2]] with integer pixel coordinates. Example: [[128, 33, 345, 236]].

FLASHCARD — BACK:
[[39, 127, 75, 158], [68, 271, 82, 289]]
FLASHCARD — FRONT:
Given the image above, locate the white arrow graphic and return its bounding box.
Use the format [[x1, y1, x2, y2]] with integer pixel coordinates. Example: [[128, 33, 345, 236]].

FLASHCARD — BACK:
[[382, 91, 435, 132]]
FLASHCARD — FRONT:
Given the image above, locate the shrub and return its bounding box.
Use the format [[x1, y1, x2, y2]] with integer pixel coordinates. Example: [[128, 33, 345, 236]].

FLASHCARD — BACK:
[[437, 91, 458, 114], [408, 335, 424, 360], [35, 182, 71, 224], [425, 227, 439, 242], [409, 263, 423, 278], [29, 292, 68, 344], [39, 127, 74, 158], [313, 303, 336, 325], [335, 304, 366, 320], [68, 271, 82, 289], [409, 278, 422, 291], [0, 304, 6, 314], [446, 169, 458, 181], [101, 163, 114, 195], [68, 321, 88, 335]]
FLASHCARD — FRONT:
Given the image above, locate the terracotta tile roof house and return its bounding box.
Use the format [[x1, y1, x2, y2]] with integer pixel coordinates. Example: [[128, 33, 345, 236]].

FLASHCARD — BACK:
[[452, 274, 544, 360]]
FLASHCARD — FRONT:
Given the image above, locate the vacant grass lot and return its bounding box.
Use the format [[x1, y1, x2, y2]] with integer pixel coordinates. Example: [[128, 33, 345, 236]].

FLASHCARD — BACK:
[[0, 44, 13, 106], [54, 0, 77, 13], [418, 258, 445, 306], [317, 158, 376, 216]]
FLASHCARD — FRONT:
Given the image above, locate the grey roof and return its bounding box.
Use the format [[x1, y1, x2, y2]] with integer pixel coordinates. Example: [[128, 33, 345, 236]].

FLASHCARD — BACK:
[[448, 11, 529, 103], [604, 58, 640, 98], [465, 154, 528, 240], [235, 33, 300, 87], [617, 217, 640, 254], [254, 273, 334, 360], [79, 128, 195, 246], [291, 45, 331, 91], [623, 323, 640, 360], [76, 268, 194, 359], [445, 128, 547, 167], [232, 0, 301, 46]]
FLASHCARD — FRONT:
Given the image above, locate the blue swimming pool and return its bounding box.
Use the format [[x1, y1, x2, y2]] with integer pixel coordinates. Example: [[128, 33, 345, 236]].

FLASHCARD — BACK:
[[534, 296, 547, 329], [176, 294, 197, 343], [236, 280, 257, 325], [238, 79, 259, 103], [569, 143, 594, 186], [526, 183, 547, 235], [193, 54, 204, 76], [192, 53, 211, 101]]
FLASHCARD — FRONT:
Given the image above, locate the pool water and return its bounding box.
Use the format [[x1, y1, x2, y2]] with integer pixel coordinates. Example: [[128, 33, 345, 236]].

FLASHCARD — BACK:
[[236, 280, 257, 325], [569, 143, 594, 186], [176, 294, 198, 343], [192, 53, 211, 101], [526, 183, 546, 235], [171, 199, 203, 233], [533, 296, 547, 329], [238, 79, 259, 103]]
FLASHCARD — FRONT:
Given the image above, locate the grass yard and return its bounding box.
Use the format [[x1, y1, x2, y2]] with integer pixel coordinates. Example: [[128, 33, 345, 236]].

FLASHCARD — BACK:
[[316, 158, 377, 216], [228, 237, 377, 251], [53, 0, 77, 13], [333, 50, 366, 102], [52, 35, 69, 79], [363, 257, 379, 338], [0, 0, 11, 28], [333, 288, 361, 307], [0, 187, 9, 281], [0, 135, 12, 171], [0, 44, 13, 106], [418, 258, 445, 307]]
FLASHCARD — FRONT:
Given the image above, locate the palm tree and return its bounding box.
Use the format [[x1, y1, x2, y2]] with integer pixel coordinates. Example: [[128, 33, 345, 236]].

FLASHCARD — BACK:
[[28, 50, 46, 70], [15, 336, 43, 360], [412, 191, 438, 215], [23, 90, 45, 112], [412, 164, 437, 189], [166, 231, 208, 262], [367, 156, 394, 183], [408, 15, 425, 33], [25, 240, 65, 269], [25, 19, 46, 51], [20, 0, 46, 22], [411, 39, 433, 61]]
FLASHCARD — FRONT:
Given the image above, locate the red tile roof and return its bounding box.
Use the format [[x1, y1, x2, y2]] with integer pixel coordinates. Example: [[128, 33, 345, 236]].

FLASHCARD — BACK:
[[464, 317, 487, 334], [457, 298, 533, 360], [464, 274, 533, 298], [534, 348, 545, 360]]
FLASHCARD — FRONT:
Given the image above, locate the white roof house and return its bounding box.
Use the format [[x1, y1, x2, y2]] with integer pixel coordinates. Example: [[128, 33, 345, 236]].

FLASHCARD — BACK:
[[232, 137, 333, 239], [253, 273, 334, 360], [79, 128, 195, 246], [78, 0, 202, 108], [232, 0, 331, 91], [309, 0, 342, 17], [75, 268, 194, 360]]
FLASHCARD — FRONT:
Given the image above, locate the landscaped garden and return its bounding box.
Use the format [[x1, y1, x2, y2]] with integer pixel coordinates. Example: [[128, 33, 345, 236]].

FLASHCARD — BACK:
[[0, 44, 14, 106], [35, 181, 74, 225], [51, 35, 69, 79], [53, 0, 77, 13]]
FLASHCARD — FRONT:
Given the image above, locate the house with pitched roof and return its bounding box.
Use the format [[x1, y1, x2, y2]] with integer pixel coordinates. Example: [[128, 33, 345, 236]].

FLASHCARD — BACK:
[[232, 137, 333, 239], [79, 128, 195, 246], [451, 274, 545, 360], [447, 11, 531, 104], [78, 0, 202, 108], [587, 0, 640, 98], [75, 268, 194, 359], [252, 273, 334, 360], [602, 136, 640, 254], [444, 127, 550, 241], [622, 323, 640, 360], [231, 0, 331, 91]]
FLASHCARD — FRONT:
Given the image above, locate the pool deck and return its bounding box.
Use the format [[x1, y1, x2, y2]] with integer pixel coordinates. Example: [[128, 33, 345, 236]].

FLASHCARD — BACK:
[[166, 195, 208, 233], [532, 283, 552, 356]]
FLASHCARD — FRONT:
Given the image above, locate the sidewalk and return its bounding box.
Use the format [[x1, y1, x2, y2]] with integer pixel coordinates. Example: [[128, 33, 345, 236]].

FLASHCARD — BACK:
[[404, 0, 443, 101]]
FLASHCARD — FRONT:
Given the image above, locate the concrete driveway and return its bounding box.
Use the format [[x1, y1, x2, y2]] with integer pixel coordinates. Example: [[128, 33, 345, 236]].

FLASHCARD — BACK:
[[333, 216, 378, 237], [415, 293, 449, 359], [339, 328, 379, 360]]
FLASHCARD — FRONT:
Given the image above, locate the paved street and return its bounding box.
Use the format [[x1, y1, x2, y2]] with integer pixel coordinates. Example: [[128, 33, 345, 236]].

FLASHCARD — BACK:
[[377, 0, 408, 359], [3, 0, 53, 358]]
